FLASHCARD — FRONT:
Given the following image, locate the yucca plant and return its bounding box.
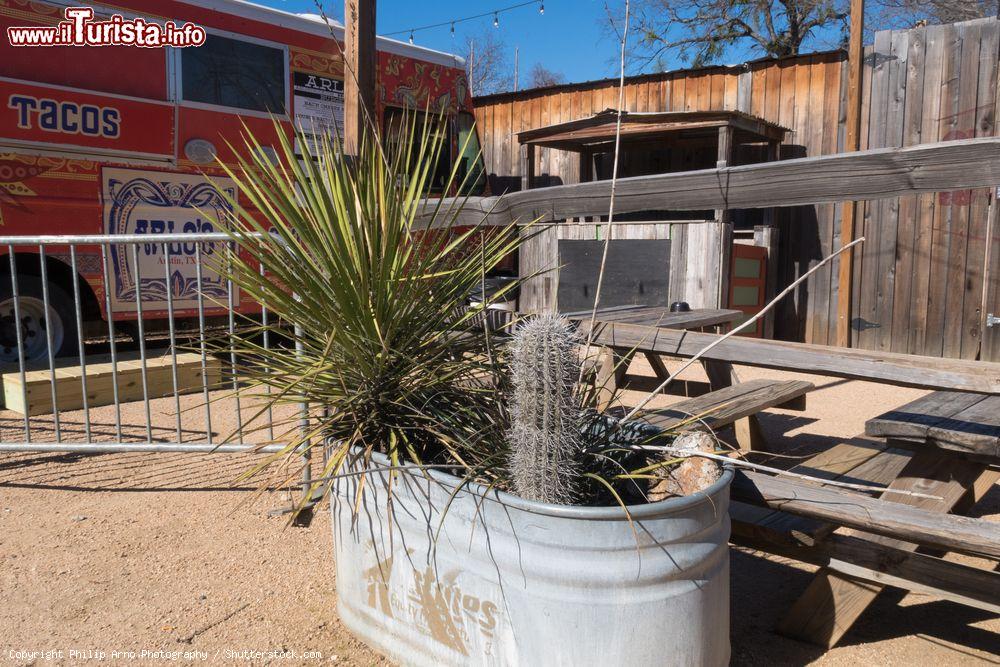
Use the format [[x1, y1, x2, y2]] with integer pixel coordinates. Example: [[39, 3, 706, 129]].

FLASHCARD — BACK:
[[210, 114, 524, 506]]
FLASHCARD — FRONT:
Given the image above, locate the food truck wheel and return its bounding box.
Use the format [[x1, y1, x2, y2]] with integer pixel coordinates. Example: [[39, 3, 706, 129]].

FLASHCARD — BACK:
[[0, 276, 78, 364]]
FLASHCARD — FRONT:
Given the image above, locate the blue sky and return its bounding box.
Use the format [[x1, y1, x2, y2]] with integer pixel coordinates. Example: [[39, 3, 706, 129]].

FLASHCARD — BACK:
[[258, 1, 848, 87], [259, 0, 618, 84]]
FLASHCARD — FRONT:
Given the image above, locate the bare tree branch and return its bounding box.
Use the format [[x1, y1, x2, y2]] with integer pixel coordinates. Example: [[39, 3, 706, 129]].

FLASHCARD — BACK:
[[870, 0, 994, 28], [612, 0, 988, 73], [626, 0, 851, 68], [464, 28, 514, 97], [527, 63, 567, 88]]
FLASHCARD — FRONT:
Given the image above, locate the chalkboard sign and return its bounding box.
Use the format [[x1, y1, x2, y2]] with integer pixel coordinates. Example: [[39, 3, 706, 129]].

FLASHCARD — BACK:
[[556, 239, 671, 313]]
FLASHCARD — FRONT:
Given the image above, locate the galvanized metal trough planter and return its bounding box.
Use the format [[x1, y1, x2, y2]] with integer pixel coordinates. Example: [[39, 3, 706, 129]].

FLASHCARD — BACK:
[[331, 451, 733, 666]]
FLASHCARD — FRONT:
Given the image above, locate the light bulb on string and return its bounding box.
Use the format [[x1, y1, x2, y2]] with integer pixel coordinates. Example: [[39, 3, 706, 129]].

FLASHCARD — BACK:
[[450, 22, 455, 37], [493, 12, 499, 27], [409, 30, 414, 44], [539, 2, 544, 14]]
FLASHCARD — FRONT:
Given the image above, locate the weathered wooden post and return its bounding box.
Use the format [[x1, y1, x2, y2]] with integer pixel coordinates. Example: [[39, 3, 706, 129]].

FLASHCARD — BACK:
[[715, 125, 735, 307], [343, 0, 376, 156], [715, 125, 734, 227], [520, 143, 535, 192], [754, 225, 780, 339]]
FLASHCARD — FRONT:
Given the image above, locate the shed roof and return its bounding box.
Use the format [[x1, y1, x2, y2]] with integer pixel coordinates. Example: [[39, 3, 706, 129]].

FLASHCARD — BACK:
[[517, 109, 789, 151]]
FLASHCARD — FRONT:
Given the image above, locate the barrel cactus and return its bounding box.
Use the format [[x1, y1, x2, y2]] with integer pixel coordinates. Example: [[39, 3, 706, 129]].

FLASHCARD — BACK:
[[507, 314, 583, 504]]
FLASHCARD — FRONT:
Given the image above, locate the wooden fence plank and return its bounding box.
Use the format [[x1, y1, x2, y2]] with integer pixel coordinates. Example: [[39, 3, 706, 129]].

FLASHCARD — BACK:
[[910, 23, 947, 354], [873, 30, 910, 353], [806, 56, 832, 345], [858, 30, 893, 351], [924, 22, 962, 357], [890, 26, 927, 354], [942, 21, 983, 359], [963, 21, 999, 359]]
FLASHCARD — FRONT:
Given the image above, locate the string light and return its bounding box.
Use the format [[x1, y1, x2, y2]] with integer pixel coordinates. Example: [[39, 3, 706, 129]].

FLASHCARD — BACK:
[[387, 0, 548, 40]]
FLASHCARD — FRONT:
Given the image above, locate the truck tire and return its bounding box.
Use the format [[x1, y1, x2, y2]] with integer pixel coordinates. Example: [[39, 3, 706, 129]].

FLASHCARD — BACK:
[[0, 275, 79, 364]]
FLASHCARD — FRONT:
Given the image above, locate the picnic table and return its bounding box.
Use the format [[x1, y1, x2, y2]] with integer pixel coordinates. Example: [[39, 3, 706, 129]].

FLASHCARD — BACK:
[[563, 310, 1000, 649], [866, 391, 1000, 462], [736, 390, 1000, 648], [566, 305, 812, 450]]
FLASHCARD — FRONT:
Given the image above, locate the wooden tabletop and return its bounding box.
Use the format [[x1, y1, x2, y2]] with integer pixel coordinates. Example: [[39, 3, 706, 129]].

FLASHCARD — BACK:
[[865, 391, 1000, 462], [563, 305, 742, 331]]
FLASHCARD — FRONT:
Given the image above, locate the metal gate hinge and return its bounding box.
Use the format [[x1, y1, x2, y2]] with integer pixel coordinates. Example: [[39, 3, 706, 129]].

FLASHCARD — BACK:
[[988, 313, 1000, 328]]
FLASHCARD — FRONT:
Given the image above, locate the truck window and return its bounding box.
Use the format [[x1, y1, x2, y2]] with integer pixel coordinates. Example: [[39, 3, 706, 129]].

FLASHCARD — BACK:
[[456, 112, 486, 196], [181, 34, 286, 114], [384, 108, 451, 195]]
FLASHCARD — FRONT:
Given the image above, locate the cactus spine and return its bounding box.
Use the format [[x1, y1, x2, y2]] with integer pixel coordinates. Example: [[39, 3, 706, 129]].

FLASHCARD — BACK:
[[507, 314, 583, 504]]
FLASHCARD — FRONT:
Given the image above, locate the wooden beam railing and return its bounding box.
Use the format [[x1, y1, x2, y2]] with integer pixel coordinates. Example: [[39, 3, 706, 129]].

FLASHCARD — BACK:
[[421, 136, 1000, 227], [733, 471, 1000, 560], [576, 320, 1000, 394]]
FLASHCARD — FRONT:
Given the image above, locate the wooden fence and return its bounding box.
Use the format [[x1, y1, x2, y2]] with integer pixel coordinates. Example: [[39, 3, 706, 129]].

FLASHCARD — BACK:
[[472, 18, 1000, 361]]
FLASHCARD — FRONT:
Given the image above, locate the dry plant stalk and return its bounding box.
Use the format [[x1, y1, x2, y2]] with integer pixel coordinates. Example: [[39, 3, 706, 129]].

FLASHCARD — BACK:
[[507, 314, 584, 504], [580, 0, 631, 376], [636, 445, 942, 500]]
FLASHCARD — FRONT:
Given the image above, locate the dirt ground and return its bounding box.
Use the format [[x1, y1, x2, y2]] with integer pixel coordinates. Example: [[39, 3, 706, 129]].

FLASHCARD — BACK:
[[0, 357, 997, 666]]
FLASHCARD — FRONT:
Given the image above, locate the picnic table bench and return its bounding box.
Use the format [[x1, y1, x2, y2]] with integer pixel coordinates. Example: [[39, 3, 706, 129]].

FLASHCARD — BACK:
[[730, 390, 1000, 648], [567, 305, 813, 450], [569, 313, 1000, 649]]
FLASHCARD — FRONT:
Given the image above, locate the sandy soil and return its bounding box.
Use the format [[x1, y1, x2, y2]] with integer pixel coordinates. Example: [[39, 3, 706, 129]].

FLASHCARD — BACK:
[[0, 355, 997, 666]]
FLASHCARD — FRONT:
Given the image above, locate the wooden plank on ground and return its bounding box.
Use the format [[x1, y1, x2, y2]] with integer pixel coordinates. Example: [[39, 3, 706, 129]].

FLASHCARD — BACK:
[[2, 352, 222, 416], [577, 320, 1000, 393]]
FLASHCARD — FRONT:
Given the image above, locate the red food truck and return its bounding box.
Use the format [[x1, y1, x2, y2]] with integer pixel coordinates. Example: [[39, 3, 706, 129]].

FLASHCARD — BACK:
[[0, 0, 487, 362]]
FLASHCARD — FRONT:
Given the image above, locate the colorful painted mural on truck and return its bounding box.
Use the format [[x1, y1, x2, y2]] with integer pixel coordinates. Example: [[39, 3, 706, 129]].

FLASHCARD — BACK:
[[0, 0, 483, 341]]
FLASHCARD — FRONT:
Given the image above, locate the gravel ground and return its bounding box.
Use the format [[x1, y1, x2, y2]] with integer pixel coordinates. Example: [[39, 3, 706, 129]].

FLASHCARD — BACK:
[[0, 355, 997, 666]]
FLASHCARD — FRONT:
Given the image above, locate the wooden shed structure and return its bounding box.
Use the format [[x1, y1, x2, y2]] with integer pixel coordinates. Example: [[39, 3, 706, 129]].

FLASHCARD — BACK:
[[515, 109, 788, 336], [518, 109, 786, 192]]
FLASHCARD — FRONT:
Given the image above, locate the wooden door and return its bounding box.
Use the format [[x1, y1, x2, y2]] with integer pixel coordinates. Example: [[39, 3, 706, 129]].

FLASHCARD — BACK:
[[729, 244, 768, 337]]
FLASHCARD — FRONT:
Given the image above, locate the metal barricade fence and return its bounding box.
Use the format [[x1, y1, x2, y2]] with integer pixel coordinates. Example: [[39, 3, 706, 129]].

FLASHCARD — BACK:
[[0, 234, 306, 471]]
